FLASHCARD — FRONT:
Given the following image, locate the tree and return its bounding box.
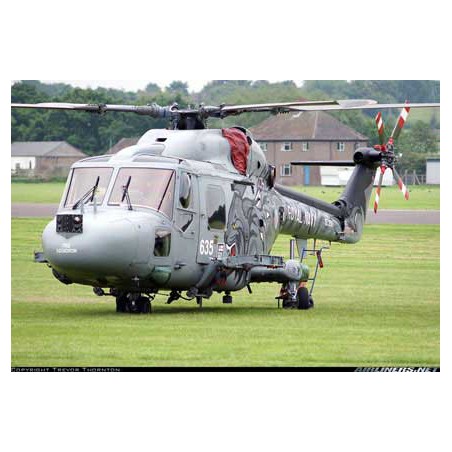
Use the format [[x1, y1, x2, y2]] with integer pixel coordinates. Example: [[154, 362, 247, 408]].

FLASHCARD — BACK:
[[144, 82, 161, 96], [398, 121, 439, 154], [166, 81, 189, 96], [396, 121, 439, 174]]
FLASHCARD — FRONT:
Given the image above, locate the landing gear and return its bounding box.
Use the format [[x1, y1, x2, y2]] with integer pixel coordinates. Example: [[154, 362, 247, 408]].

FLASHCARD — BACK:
[[277, 239, 327, 311], [223, 291, 233, 304], [116, 293, 128, 313], [279, 287, 314, 310], [115, 292, 152, 314], [136, 296, 151, 314], [296, 287, 314, 310]]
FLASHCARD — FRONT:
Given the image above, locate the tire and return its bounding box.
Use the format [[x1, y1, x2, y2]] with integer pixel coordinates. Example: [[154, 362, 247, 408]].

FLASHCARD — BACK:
[[137, 296, 151, 314], [116, 294, 128, 313], [297, 287, 313, 310]]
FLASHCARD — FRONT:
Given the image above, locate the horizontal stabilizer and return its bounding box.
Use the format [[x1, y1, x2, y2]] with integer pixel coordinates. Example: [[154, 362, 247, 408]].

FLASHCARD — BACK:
[[291, 161, 355, 167]]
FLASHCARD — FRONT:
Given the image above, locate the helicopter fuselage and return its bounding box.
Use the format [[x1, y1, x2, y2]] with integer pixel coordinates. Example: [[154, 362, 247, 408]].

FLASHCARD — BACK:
[[12, 96, 436, 311], [41, 128, 374, 296]]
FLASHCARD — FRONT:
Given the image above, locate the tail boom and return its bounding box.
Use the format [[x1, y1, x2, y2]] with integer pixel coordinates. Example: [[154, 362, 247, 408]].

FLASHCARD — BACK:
[[277, 148, 379, 244]]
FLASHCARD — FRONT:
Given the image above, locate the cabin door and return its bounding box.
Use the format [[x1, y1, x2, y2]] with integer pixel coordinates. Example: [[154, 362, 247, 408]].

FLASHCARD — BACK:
[[173, 172, 200, 261], [197, 179, 227, 264]]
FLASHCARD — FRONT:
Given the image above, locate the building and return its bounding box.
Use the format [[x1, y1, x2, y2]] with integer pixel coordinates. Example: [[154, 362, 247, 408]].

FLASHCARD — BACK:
[[11, 141, 87, 178], [426, 157, 440, 184], [107, 137, 140, 155], [250, 111, 369, 186]]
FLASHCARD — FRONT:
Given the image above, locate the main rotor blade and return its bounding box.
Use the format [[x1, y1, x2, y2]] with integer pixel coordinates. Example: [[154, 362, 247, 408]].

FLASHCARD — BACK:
[[11, 100, 440, 120], [220, 99, 378, 115], [288, 102, 439, 112], [11, 102, 173, 117], [291, 161, 356, 166]]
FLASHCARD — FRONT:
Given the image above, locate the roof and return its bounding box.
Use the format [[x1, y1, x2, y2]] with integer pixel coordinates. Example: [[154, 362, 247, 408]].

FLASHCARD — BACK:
[[107, 137, 140, 154], [250, 111, 368, 142], [11, 141, 86, 158]]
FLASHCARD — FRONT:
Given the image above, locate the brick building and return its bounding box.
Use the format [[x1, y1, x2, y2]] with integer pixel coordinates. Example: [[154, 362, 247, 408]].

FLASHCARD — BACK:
[[107, 137, 140, 154], [11, 141, 87, 178], [250, 111, 368, 186]]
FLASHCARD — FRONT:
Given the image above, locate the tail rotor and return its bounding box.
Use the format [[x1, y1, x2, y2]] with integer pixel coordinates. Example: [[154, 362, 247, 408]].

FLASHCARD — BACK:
[[372, 105, 411, 213]]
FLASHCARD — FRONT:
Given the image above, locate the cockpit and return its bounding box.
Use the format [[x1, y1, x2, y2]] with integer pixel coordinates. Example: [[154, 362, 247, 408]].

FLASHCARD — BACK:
[[63, 166, 176, 219]]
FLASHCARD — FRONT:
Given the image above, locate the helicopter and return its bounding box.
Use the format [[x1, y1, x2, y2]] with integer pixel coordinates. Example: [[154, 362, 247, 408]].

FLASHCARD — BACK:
[[11, 98, 440, 313]]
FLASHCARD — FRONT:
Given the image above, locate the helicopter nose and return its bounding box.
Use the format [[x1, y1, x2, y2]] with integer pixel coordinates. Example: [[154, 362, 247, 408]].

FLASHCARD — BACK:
[[42, 212, 155, 283]]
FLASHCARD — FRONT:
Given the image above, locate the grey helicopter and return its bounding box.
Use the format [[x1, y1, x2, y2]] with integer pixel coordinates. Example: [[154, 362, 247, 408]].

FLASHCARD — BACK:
[[11, 98, 439, 313]]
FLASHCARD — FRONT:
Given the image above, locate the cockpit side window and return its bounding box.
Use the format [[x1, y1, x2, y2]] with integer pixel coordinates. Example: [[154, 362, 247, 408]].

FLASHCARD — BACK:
[[206, 185, 226, 230], [179, 173, 192, 209]]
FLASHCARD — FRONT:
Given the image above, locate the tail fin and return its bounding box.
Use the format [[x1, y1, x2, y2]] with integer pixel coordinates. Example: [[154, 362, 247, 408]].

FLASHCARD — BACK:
[[333, 148, 380, 243], [291, 148, 381, 221]]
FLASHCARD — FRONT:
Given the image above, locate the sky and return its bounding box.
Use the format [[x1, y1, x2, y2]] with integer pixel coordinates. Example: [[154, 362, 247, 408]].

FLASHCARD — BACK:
[[40, 80, 304, 93]]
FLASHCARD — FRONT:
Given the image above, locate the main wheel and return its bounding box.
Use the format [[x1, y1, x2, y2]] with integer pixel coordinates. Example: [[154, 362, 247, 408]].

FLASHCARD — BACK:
[[297, 287, 314, 310], [136, 296, 151, 314], [116, 293, 128, 313]]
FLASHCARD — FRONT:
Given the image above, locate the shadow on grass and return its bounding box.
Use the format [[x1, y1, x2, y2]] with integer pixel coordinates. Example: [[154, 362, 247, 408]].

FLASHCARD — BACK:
[[69, 303, 288, 318]]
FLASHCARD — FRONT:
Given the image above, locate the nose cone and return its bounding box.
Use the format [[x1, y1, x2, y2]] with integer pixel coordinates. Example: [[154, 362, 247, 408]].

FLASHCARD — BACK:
[[43, 211, 155, 285]]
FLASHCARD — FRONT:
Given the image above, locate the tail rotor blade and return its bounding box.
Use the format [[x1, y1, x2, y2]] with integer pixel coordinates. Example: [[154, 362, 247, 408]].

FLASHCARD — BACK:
[[375, 112, 386, 146], [392, 167, 410, 200], [373, 166, 386, 214], [391, 104, 411, 141]]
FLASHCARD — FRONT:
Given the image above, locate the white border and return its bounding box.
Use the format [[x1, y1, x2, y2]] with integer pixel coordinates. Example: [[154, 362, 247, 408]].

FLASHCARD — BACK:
[[3, 1, 448, 450]]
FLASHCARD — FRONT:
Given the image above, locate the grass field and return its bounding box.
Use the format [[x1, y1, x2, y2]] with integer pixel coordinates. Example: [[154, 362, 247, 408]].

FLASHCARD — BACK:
[[407, 107, 440, 125], [11, 218, 440, 367], [11, 181, 66, 204], [11, 181, 440, 210]]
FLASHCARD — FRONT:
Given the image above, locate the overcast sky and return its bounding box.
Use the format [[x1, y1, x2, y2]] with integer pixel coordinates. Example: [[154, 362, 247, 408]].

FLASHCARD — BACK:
[[41, 80, 304, 93]]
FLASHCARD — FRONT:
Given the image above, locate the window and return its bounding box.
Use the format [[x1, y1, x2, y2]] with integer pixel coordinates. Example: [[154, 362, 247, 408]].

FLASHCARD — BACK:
[[108, 168, 175, 219], [302, 142, 310, 152], [282, 142, 293, 152], [259, 142, 268, 152], [280, 164, 292, 177], [65, 167, 113, 208], [206, 185, 226, 230], [179, 173, 192, 209], [337, 142, 345, 152], [154, 229, 171, 257]]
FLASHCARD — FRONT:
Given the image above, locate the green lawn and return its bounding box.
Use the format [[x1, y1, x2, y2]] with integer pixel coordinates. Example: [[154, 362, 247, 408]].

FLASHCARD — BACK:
[[11, 181, 66, 204], [11, 181, 440, 210], [11, 218, 440, 367], [408, 107, 440, 125]]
